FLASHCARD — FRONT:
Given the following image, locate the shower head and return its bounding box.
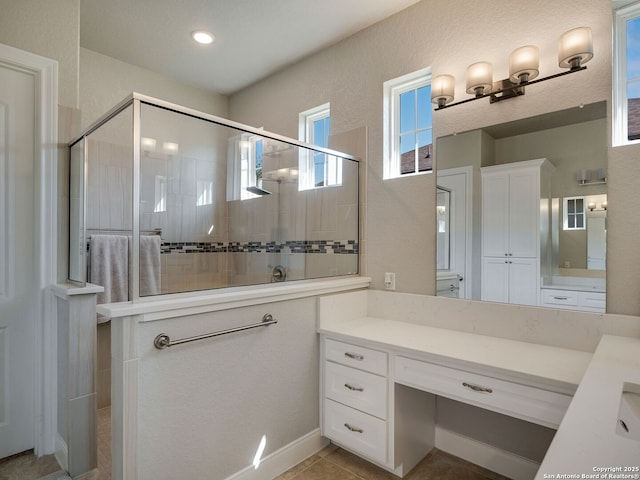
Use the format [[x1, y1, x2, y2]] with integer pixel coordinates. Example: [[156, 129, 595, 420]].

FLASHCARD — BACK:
[[246, 186, 272, 196]]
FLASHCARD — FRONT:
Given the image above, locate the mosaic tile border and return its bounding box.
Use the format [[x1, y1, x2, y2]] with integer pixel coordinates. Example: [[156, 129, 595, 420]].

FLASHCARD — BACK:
[[161, 240, 358, 255]]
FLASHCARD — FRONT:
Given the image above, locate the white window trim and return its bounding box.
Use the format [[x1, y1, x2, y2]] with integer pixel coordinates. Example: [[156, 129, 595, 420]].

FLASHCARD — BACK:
[[227, 131, 264, 201], [563, 196, 587, 231], [613, 1, 640, 146], [383, 67, 432, 179], [298, 103, 339, 190], [299, 102, 330, 144]]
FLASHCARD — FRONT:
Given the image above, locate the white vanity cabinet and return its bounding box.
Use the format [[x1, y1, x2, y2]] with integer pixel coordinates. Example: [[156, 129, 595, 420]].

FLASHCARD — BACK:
[[319, 325, 586, 478], [540, 288, 605, 312], [321, 338, 389, 465], [481, 159, 555, 306], [482, 257, 538, 305]]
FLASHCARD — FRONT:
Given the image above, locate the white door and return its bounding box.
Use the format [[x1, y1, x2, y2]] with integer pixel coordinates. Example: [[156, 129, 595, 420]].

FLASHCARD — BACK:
[[482, 172, 510, 257], [587, 216, 606, 270], [437, 167, 472, 299], [508, 170, 538, 258], [508, 257, 538, 306], [0, 63, 37, 458], [481, 257, 510, 304]]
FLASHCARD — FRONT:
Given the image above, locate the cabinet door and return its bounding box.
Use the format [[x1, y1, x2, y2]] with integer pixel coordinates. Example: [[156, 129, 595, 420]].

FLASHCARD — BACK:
[[508, 258, 538, 306], [482, 173, 509, 257], [508, 171, 538, 258], [481, 257, 510, 303]]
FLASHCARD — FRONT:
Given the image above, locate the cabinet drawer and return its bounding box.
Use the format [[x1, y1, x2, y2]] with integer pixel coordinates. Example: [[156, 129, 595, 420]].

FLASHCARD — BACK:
[[325, 338, 387, 376], [578, 291, 605, 310], [325, 361, 387, 419], [395, 356, 571, 428], [541, 289, 578, 307], [323, 398, 387, 464]]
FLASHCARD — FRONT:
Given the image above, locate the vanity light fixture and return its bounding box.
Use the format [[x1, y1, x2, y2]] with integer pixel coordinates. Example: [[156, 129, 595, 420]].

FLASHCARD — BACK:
[[141, 137, 157, 151], [588, 202, 607, 212], [192, 30, 215, 45], [431, 26, 593, 109], [577, 167, 606, 186], [162, 142, 179, 154]]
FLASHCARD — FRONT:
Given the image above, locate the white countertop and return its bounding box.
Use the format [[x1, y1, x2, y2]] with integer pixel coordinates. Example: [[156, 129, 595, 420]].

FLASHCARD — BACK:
[[319, 316, 592, 393], [536, 335, 640, 477]]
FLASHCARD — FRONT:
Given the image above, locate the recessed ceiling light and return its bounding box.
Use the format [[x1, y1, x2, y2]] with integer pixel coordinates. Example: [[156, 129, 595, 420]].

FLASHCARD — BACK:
[[192, 30, 215, 45]]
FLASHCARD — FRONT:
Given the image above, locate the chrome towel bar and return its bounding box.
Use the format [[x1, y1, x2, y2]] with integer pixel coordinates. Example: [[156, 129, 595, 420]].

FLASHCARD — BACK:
[[153, 313, 277, 349]]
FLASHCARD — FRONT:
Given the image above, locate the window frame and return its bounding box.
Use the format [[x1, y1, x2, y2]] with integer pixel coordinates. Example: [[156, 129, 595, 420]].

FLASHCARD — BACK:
[[613, 1, 640, 146], [563, 196, 587, 231], [298, 103, 341, 190], [383, 67, 433, 179]]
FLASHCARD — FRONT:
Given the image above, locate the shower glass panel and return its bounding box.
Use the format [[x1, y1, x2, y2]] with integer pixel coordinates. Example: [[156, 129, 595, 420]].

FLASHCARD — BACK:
[[69, 94, 359, 301]]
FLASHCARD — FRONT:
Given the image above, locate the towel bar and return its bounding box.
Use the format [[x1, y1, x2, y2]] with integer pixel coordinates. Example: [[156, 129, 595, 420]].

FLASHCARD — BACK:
[[153, 313, 277, 349]]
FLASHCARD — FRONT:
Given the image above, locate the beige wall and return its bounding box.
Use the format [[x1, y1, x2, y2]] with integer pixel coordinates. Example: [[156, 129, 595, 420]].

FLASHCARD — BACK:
[[0, 0, 79, 108], [79, 48, 228, 130], [228, 0, 640, 314]]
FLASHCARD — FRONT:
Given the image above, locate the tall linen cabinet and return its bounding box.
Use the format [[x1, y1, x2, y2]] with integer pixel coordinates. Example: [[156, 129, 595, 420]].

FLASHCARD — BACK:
[[480, 158, 554, 306]]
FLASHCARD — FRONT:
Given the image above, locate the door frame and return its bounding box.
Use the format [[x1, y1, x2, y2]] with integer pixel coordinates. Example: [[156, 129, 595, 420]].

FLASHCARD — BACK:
[[0, 43, 58, 456]]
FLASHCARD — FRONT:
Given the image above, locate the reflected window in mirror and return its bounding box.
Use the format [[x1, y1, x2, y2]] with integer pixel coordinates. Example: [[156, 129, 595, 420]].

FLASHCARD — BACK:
[[563, 197, 585, 230], [613, 2, 640, 145], [383, 67, 433, 179]]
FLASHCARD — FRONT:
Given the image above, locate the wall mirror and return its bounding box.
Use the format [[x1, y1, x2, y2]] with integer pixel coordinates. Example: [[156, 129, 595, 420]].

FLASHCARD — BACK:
[[435, 101, 607, 312]]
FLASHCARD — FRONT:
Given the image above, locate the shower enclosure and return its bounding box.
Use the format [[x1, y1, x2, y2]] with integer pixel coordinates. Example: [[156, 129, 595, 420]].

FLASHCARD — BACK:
[[68, 94, 359, 301]]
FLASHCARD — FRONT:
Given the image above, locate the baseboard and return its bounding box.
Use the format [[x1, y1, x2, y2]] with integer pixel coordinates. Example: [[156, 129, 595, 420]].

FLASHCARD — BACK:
[[435, 426, 540, 480], [223, 429, 329, 480], [54, 433, 68, 473]]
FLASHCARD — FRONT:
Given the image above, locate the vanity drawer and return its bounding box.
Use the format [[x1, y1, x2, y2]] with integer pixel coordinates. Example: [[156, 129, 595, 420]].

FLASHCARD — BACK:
[[325, 361, 387, 419], [323, 398, 387, 464], [395, 356, 571, 428], [324, 338, 387, 376], [541, 289, 578, 307], [578, 291, 605, 311]]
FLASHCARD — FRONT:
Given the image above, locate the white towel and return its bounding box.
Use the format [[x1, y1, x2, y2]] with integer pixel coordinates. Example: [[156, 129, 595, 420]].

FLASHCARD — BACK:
[[139, 235, 161, 296], [89, 235, 129, 323]]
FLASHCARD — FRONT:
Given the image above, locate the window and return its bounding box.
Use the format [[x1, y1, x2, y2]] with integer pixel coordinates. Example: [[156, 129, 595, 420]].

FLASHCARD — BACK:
[[154, 175, 167, 212], [564, 197, 586, 230], [613, 2, 640, 145], [383, 67, 433, 179], [299, 103, 341, 189], [227, 132, 264, 201]]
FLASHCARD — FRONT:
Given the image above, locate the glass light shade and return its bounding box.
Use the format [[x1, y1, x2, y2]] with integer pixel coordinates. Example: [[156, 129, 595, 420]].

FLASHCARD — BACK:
[[558, 27, 593, 68], [466, 62, 493, 95], [509, 45, 539, 83], [141, 137, 157, 150], [431, 74, 455, 105], [577, 169, 590, 184]]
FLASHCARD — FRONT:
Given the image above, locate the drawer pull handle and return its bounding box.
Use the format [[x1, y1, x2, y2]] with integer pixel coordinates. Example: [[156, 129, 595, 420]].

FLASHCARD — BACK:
[[344, 352, 364, 361], [463, 382, 493, 394], [344, 383, 364, 392], [344, 423, 364, 433], [553, 296, 569, 300]]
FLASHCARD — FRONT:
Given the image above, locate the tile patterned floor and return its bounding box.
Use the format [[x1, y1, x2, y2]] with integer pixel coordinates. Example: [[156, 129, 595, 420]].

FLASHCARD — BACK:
[[275, 444, 511, 480], [1, 407, 510, 480], [0, 451, 61, 480], [0, 407, 111, 480]]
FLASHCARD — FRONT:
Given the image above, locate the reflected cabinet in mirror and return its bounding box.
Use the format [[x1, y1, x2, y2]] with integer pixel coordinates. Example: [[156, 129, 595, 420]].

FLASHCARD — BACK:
[[436, 101, 606, 312]]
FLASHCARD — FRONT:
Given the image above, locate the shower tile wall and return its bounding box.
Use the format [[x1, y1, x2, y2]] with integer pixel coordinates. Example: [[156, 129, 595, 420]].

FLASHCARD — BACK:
[[86, 140, 133, 232]]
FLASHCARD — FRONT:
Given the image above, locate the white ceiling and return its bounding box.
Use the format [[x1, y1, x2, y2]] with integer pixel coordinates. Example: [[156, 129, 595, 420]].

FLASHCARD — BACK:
[[80, 0, 421, 95]]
